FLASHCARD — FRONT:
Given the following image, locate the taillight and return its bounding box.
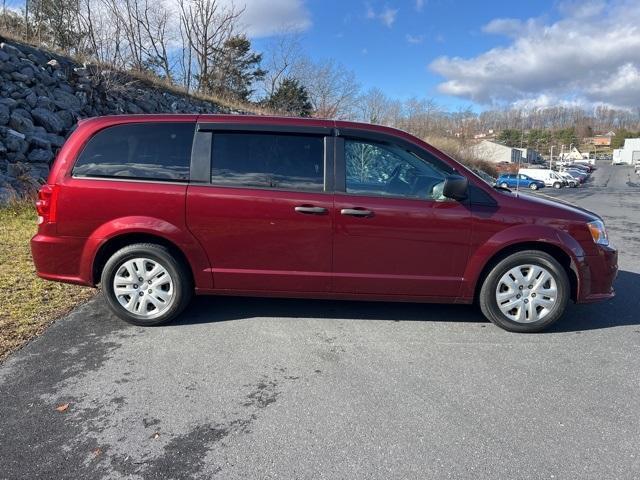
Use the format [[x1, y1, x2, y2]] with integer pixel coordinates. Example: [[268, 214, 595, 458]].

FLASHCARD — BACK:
[[35, 184, 59, 224]]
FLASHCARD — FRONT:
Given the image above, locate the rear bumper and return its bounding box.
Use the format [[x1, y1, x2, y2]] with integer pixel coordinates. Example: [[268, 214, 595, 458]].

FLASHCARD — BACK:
[[31, 233, 94, 286], [576, 244, 618, 303]]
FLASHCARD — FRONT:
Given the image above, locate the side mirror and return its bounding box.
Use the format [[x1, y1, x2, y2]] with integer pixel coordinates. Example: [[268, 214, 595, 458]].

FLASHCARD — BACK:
[[443, 175, 469, 201]]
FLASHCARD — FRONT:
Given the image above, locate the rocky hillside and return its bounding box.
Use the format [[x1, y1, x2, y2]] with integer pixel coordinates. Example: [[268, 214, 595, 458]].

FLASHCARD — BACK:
[[0, 36, 235, 202]]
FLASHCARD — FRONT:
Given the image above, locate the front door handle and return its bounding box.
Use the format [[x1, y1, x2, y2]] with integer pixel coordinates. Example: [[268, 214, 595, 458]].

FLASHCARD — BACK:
[[340, 208, 373, 217], [295, 205, 328, 215]]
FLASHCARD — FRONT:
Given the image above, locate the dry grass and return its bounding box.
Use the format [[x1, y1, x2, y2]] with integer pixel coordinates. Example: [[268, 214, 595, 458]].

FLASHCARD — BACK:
[[426, 136, 500, 177], [0, 201, 94, 361]]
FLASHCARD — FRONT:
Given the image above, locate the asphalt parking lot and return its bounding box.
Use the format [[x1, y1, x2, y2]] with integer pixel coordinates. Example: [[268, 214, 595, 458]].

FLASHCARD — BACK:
[[1, 161, 639, 480]]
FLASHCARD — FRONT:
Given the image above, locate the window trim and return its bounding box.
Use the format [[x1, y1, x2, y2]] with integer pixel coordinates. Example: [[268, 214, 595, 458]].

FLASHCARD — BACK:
[[199, 127, 333, 194], [69, 175, 189, 185]]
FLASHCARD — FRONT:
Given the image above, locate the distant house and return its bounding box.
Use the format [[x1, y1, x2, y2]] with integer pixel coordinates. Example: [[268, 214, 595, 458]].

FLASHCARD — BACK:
[[473, 129, 496, 140], [471, 140, 523, 164], [515, 147, 543, 164], [559, 146, 587, 160], [589, 131, 615, 146], [612, 138, 640, 165], [593, 136, 612, 146]]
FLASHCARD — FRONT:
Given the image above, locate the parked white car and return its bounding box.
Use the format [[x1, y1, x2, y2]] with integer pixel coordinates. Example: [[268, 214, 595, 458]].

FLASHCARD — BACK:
[[557, 171, 579, 187], [518, 168, 566, 189]]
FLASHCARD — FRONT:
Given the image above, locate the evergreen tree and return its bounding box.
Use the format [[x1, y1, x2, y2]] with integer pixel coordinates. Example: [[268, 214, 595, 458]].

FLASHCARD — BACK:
[[200, 35, 265, 102], [497, 128, 522, 147], [265, 78, 313, 117]]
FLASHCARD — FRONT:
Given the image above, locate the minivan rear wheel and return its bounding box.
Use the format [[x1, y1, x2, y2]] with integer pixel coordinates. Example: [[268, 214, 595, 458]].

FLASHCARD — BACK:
[[553, 182, 562, 189], [101, 243, 192, 326], [479, 250, 569, 333]]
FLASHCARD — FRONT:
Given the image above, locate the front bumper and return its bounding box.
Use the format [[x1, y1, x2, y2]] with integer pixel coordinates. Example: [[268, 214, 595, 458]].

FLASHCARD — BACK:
[[577, 244, 618, 303]]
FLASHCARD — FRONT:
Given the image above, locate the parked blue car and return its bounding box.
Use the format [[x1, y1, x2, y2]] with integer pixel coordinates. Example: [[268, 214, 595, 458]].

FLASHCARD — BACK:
[[496, 173, 546, 190]]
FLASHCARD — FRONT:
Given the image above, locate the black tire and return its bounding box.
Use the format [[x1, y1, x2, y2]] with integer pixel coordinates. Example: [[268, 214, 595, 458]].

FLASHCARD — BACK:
[[100, 243, 193, 326], [529, 183, 538, 190], [553, 182, 562, 189], [479, 250, 570, 333]]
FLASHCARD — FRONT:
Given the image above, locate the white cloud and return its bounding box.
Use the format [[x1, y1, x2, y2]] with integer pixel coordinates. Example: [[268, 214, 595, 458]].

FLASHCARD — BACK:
[[406, 33, 425, 44], [378, 7, 398, 27], [415, 0, 425, 12], [233, 0, 312, 37], [364, 3, 398, 28], [164, 0, 311, 38], [430, 0, 640, 109]]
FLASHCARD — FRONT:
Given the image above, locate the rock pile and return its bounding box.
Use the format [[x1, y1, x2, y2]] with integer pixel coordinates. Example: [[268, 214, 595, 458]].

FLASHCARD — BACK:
[[0, 36, 232, 202]]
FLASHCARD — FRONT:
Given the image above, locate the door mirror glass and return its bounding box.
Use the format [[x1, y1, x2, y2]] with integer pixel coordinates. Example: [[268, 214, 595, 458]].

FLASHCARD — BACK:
[[442, 175, 469, 201]]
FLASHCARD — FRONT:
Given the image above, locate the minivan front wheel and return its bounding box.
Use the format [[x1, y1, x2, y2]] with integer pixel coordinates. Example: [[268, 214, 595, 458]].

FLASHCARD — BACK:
[[479, 250, 569, 332], [101, 243, 192, 326]]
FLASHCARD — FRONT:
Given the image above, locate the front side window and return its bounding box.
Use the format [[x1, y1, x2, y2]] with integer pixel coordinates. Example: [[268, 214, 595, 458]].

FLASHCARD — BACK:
[[73, 123, 194, 181], [211, 133, 324, 192], [344, 139, 450, 200]]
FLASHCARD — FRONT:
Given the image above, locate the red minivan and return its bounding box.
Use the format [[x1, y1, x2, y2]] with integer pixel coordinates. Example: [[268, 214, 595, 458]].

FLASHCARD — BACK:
[[31, 115, 617, 332]]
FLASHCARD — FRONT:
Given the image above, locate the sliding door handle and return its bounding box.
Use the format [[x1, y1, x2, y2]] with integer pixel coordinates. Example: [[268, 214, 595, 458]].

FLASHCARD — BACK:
[[295, 205, 328, 215], [340, 208, 373, 217]]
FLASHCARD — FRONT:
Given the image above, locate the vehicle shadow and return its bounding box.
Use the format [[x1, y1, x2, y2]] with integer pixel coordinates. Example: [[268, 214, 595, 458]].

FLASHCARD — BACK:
[[177, 295, 485, 326], [175, 270, 640, 333], [548, 270, 640, 333]]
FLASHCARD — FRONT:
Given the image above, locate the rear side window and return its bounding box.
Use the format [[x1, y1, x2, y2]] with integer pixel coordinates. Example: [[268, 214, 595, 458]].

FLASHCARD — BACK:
[[73, 123, 195, 181], [211, 133, 324, 192]]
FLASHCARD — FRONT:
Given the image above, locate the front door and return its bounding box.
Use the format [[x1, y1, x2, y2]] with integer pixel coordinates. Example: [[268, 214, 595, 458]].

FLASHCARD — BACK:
[[332, 137, 472, 298], [187, 130, 333, 293]]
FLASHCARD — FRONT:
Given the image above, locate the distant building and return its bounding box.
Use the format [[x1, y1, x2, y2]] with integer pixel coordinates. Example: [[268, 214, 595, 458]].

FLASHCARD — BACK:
[[515, 147, 543, 164], [612, 138, 640, 165], [471, 140, 523, 164], [558, 146, 587, 160], [588, 131, 615, 146], [593, 136, 612, 146], [473, 129, 496, 140]]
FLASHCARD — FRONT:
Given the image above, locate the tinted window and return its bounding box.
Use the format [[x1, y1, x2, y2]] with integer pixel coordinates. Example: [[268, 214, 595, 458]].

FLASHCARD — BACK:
[[211, 133, 324, 192], [345, 139, 450, 200], [73, 123, 194, 181]]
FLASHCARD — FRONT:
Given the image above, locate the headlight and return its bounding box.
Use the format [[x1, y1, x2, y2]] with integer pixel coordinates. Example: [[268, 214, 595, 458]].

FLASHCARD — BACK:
[[587, 220, 609, 246]]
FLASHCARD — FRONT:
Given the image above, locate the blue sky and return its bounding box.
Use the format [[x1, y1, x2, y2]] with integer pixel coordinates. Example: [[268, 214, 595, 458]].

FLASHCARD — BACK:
[[248, 0, 640, 111], [253, 0, 559, 108]]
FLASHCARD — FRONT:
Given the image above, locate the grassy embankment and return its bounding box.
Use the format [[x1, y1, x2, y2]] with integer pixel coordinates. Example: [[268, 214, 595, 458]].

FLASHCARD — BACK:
[[0, 201, 94, 361]]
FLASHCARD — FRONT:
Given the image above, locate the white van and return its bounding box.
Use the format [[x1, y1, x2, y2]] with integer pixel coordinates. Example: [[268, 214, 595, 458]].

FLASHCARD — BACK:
[[518, 168, 566, 189]]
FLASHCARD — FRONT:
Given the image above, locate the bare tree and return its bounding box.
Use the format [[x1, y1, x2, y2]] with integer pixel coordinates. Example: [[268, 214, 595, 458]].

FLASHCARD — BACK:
[[261, 33, 303, 98], [358, 88, 392, 124], [129, 0, 175, 80], [178, 0, 243, 93], [294, 58, 360, 119]]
